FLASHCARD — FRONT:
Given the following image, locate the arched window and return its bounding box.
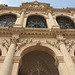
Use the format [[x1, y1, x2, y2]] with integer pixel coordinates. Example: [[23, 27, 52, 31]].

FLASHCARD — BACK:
[[0, 14, 17, 27], [56, 16, 75, 29], [26, 15, 47, 28]]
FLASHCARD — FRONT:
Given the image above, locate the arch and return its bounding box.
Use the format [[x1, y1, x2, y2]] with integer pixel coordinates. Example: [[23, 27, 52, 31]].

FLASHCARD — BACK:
[[26, 14, 48, 28], [0, 14, 17, 27], [15, 42, 62, 59], [53, 13, 74, 21], [0, 12, 20, 18], [26, 12, 48, 20], [18, 51, 59, 75], [56, 16, 75, 29]]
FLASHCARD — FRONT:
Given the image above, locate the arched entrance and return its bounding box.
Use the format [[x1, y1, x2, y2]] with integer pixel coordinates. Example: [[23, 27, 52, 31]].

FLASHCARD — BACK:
[[18, 51, 59, 75]]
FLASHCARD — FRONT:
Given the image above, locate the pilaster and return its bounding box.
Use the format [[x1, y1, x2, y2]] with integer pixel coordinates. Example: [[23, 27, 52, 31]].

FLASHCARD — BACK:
[[47, 10, 55, 28], [14, 9, 26, 27]]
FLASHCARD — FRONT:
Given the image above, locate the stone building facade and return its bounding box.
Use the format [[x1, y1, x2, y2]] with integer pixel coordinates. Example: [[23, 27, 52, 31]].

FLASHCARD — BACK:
[[0, 1, 75, 75]]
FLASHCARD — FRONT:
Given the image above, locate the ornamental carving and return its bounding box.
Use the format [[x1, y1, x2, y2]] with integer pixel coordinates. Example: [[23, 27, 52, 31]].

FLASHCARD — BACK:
[[46, 35, 75, 55], [16, 39, 41, 51], [16, 39, 28, 50], [1, 39, 10, 51], [46, 40, 60, 50], [65, 40, 75, 54], [28, 4, 45, 9], [1, 35, 19, 51], [21, 1, 50, 10]]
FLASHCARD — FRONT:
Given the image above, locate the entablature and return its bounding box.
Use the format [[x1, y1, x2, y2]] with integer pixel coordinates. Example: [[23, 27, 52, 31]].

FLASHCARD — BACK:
[[0, 28, 75, 38]]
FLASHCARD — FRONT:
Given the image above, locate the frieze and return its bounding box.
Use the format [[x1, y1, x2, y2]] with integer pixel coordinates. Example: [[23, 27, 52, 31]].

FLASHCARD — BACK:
[[1, 35, 19, 51], [0, 28, 75, 38], [16, 38, 42, 51]]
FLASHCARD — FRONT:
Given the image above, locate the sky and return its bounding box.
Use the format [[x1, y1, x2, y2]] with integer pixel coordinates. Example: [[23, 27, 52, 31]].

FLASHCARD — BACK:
[[0, 0, 75, 8]]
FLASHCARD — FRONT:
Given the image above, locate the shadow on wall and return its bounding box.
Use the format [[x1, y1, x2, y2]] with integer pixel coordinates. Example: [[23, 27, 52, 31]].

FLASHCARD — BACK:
[[0, 49, 2, 56]]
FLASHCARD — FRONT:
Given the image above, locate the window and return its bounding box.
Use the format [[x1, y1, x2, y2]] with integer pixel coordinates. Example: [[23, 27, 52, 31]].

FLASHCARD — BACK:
[[56, 16, 75, 29], [0, 14, 17, 27], [26, 15, 47, 28]]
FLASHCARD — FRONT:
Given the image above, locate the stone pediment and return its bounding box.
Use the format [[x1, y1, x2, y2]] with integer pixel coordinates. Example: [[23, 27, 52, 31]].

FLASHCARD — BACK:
[[20, 1, 50, 10]]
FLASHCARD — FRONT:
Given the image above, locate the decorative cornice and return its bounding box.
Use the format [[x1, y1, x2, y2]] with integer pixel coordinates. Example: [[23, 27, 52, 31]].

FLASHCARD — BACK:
[[0, 1, 75, 12], [0, 28, 75, 38]]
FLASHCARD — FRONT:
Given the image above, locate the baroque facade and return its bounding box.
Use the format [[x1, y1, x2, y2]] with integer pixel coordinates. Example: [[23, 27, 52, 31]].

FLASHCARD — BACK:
[[0, 1, 75, 75]]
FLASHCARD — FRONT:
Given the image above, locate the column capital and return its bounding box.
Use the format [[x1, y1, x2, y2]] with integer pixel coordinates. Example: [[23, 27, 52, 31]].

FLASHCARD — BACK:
[[21, 9, 26, 13], [10, 34, 19, 44], [47, 10, 53, 14], [56, 35, 65, 45]]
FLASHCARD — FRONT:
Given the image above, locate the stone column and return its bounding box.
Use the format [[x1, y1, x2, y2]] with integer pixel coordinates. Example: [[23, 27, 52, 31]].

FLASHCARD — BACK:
[[23, 17, 27, 27], [19, 11, 25, 26], [14, 17, 21, 27], [58, 63, 70, 75], [53, 17, 60, 29], [47, 10, 55, 28], [0, 37, 17, 75], [14, 9, 25, 27], [46, 19, 51, 28], [57, 35, 75, 75]]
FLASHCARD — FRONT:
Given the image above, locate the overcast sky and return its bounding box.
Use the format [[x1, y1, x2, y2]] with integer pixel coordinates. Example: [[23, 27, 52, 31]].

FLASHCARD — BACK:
[[0, 0, 75, 8]]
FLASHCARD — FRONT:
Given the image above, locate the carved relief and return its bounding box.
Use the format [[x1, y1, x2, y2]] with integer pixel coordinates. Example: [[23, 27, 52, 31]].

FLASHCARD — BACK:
[[46, 35, 75, 55], [46, 40, 60, 50], [16, 38, 41, 51], [1, 35, 19, 51], [1, 39, 10, 51], [16, 39, 28, 51], [28, 4, 45, 9], [65, 40, 75, 55]]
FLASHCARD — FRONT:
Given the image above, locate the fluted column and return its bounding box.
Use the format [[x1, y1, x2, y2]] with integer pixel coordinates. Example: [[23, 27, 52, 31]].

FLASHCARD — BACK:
[[0, 37, 17, 75], [57, 35, 75, 75]]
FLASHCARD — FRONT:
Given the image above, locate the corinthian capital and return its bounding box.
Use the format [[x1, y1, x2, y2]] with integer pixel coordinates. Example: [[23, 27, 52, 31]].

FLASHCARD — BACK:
[[10, 34, 19, 44], [56, 35, 65, 45]]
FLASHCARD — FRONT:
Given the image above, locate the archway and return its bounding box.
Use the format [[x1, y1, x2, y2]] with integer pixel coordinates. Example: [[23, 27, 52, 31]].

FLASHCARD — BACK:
[[18, 51, 59, 75], [26, 15, 47, 28]]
